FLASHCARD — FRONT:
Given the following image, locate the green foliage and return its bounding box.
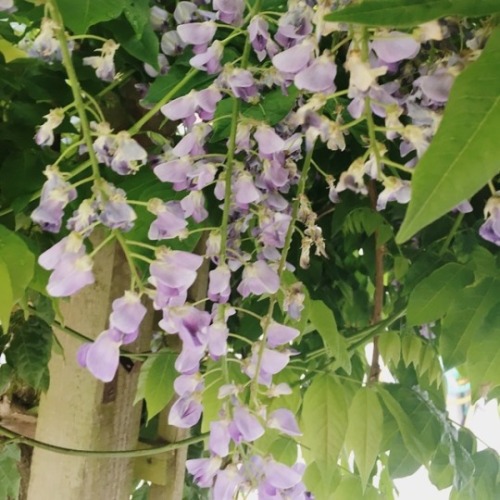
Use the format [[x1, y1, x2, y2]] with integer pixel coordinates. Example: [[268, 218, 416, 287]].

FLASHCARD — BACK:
[[466, 307, 500, 398], [440, 276, 500, 368], [0, 443, 20, 500], [309, 300, 351, 372], [325, 0, 500, 26], [301, 374, 349, 468], [406, 262, 474, 326], [135, 351, 176, 420], [4, 313, 53, 391], [345, 387, 383, 489], [397, 27, 500, 242], [0, 225, 35, 330], [57, 0, 125, 34]]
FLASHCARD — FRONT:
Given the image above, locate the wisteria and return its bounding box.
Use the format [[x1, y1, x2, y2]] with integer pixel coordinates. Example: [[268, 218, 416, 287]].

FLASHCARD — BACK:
[[11, 0, 498, 497]]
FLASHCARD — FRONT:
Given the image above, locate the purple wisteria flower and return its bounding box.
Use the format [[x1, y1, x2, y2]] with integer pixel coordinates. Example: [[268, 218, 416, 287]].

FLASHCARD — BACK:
[[190, 41, 223, 74], [148, 199, 188, 240], [237, 260, 280, 297], [149, 248, 204, 308], [110, 131, 147, 175], [78, 328, 121, 382], [0, 0, 14, 12], [161, 31, 186, 56], [294, 53, 337, 94], [272, 39, 314, 77], [35, 108, 64, 146], [376, 177, 411, 211], [248, 16, 278, 61], [109, 291, 146, 337], [414, 68, 455, 104], [181, 190, 208, 222], [213, 0, 245, 25], [266, 322, 299, 348], [267, 408, 301, 436], [371, 31, 420, 64], [83, 40, 120, 82], [26, 18, 62, 61], [222, 68, 259, 101], [479, 195, 500, 246], [161, 87, 222, 127], [39, 233, 95, 297], [67, 199, 98, 236], [99, 182, 137, 230], [208, 265, 231, 303], [177, 21, 217, 51], [186, 457, 222, 487], [31, 165, 77, 233], [168, 395, 203, 427]]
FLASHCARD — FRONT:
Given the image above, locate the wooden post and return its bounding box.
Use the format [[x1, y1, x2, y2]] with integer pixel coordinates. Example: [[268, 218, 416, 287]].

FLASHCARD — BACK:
[[149, 236, 209, 500], [27, 240, 151, 500]]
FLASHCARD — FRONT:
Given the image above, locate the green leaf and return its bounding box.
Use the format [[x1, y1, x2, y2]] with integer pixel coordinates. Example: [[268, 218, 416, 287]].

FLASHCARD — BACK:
[[124, 0, 150, 36], [325, 0, 500, 27], [301, 374, 349, 468], [0, 225, 35, 304], [333, 475, 383, 499], [441, 277, 500, 369], [467, 307, 500, 398], [5, 314, 52, 391], [345, 387, 383, 489], [144, 65, 215, 105], [377, 386, 429, 465], [268, 435, 298, 466], [57, 0, 124, 34], [116, 22, 159, 67], [378, 331, 400, 366], [387, 434, 420, 479], [303, 461, 341, 500], [401, 334, 421, 368], [310, 300, 351, 373], [211, 86, 299, 142], [0, 257, 13, 331], [406, 263, 474, 326], [397, 27, 500, 242], [135, 351, 176, 420], [0, 443, 20, 500]]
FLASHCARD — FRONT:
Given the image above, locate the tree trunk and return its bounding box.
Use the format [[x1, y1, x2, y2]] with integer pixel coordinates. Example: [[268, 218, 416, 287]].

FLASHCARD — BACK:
[[27, 239, 152, 500]]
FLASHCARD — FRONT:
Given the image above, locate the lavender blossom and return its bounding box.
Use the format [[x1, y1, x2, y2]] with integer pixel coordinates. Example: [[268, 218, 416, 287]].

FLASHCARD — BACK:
[[376, 177, 411, 211], [237, 261, 280, 297], [213, 0, 245, 25], [266, 323, 299, 347], [479, 195, 500, 246], [78, 329, 121, 382], [294, 53, 337, 94], [208, 265, 231, 303], [28, 18, 62, 61], [180, 190, 208, 222], [109, 291, 146, 335], [83, 40, 120, 82], [31, 165, 77, 233], [168, 395, 203, 427], [267, 408, 301, 436], [99, 183, 137, 230], [190, 41, 223, 74], [161, 31, 186, 56], [177, 21, 217, 50], [186, 457, 222, 487], [371, 31, 420, 64], [148, 199, 188, 240], [110, 131, 147, 175], [35, 108, 64, 146]]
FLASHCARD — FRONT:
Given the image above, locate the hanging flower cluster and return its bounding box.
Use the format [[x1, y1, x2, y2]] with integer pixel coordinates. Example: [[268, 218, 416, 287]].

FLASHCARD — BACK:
[[24, 0, 496, 497]]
